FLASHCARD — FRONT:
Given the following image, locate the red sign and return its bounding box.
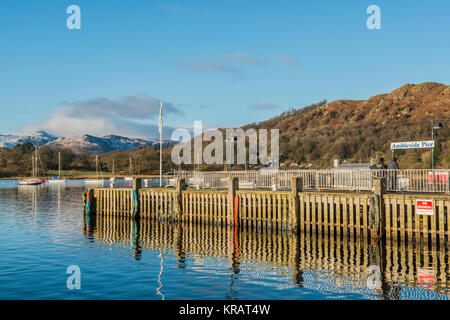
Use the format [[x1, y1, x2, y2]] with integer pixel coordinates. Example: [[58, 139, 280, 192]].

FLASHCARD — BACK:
[[416, 200, 433, 216], [428, 172, 448, 184]]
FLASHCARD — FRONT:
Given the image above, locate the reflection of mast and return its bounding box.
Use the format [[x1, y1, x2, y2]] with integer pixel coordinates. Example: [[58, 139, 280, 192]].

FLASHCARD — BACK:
[[156, 247, 165, 300], [57, 184, 61, 215]]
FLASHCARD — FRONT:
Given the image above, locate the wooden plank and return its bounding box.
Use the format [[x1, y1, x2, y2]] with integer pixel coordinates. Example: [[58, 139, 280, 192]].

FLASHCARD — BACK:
[[335, 197, 341, 239], [392, 198, 398, 242], [277, 193, 282, 230], [305, 195, 311, 234], [355, 197, 361, 239], [430, 199, 437, 244], [311, 195, 317, 235], [342, 197, 348, 238], [362, 197, 368, 241], [423, 207, 429, 243], [438, 200, 445, 245], [317, 195, 323, 236], [329, 196, 334, 237], [349, 196, 354, 240], [385, 196, 391, 241], [299, 194, 305, 232], [406, 197, 413, 243], [399, 197, 406, 242], [262, 193, 267, 231], [447, 200, 450, 238]]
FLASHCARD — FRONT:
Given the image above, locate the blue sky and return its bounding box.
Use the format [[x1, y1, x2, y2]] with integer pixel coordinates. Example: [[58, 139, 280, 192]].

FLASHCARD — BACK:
[[0, 0, 449, 139]]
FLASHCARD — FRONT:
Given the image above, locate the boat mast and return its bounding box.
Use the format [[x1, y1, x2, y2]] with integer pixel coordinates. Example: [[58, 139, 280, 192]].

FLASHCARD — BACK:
[[58, 152, 61, 178], [33, 149, 38, 178]]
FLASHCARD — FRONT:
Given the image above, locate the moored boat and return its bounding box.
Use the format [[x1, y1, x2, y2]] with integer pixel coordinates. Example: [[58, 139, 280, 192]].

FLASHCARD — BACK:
[[18, 148, 46, 186], [47, 152, 65, 184], [84, 155, 104, 185], [18, 178, 45, 186]]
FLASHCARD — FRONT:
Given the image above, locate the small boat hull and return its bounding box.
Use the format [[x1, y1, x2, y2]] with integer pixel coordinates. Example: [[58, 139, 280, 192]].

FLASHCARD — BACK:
[[18, 179, 45, 186]]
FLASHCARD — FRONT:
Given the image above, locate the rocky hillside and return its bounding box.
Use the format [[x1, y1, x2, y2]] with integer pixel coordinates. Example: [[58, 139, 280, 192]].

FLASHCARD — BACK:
[[244, 82, 450, 168]]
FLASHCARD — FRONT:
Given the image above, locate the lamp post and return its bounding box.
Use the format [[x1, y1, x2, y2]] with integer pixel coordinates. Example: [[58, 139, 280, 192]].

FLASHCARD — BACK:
[[431, 121, 443, 169]]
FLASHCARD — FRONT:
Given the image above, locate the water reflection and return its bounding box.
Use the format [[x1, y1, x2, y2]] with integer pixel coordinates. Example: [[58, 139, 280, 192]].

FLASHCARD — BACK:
[[86, 216, 450, 300]]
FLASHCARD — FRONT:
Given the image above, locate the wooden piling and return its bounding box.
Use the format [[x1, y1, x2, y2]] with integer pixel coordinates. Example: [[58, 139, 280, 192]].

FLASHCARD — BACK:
[[174, 178, 186, 220], [372, 177, 386, 239], [227, 177, 239, 226], [289, 177, 302, 233]]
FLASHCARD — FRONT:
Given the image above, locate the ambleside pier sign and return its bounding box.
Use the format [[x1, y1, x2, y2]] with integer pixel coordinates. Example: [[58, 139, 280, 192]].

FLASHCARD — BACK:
[[391, 140, 435, 150]]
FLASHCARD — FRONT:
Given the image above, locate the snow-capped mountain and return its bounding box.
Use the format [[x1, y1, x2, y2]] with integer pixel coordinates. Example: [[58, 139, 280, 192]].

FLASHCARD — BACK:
[[0, 131, 58, 148], [45, 134, 157, 154], [0, 132, 176, 154]]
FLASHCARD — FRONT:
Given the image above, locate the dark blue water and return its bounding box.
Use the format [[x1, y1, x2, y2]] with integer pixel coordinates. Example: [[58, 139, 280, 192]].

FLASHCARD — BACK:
[[0, 180, 449, 300]]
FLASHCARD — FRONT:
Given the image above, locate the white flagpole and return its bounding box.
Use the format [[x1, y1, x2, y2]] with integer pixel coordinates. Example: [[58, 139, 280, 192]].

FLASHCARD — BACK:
[[159, 101, 163, 187]]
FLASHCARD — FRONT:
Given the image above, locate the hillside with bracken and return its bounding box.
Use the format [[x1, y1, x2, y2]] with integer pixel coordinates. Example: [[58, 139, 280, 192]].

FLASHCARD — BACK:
[[244, 82, 450, 169]]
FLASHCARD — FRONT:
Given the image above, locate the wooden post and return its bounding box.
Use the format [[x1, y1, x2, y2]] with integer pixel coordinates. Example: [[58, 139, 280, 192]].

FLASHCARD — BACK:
[[132, 178, 143, 218], [289, 177, 302, 233], [83, 188, 96, 216], [227, 177, 239, 226], [372, 177, 386, 239], [174, 178, 186, 220]]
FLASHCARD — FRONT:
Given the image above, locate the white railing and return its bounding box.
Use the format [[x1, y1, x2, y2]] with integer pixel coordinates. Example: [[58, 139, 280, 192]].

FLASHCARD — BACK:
[[174, 169, 449, 193]]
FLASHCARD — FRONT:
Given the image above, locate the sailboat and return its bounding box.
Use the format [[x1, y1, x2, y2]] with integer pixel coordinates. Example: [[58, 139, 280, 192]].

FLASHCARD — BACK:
[[18, 148, 46, 186], [124, 157, 133, 181], [109, 159, 116, 183], [47, 152, 65, 184], [85, 155, 104, 185]]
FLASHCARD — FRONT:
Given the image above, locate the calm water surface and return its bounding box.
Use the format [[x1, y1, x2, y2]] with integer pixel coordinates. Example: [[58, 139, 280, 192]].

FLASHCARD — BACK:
[[0, 180, 449, 300]]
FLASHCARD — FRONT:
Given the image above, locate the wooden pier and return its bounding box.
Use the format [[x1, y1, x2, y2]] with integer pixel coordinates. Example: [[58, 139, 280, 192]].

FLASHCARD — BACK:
[[84, 176, 450, 244]]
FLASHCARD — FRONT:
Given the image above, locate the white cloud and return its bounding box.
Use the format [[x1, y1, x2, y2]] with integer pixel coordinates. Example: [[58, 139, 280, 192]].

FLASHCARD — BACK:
[[23, 95, 180, 139]]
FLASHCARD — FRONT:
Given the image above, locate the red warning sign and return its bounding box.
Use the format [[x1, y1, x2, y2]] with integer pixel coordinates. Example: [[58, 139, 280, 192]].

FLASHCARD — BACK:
[[416, 200, 433, 216]]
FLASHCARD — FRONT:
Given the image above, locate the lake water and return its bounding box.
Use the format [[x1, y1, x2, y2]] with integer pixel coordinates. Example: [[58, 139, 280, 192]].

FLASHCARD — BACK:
[[0, 179, 449, 300]]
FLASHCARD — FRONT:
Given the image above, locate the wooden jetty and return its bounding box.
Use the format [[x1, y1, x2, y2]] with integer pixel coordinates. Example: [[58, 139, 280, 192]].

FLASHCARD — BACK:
[[83, 176, 450, 244]]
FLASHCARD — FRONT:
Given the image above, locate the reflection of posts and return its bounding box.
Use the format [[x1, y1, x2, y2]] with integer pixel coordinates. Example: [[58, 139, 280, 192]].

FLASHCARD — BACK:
[[174, 222, 186, 268], [131, 219, 142, 261]]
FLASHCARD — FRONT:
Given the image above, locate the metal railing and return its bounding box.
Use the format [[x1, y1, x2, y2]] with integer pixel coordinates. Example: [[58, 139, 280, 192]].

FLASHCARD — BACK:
[[174, 169, 449, 193]]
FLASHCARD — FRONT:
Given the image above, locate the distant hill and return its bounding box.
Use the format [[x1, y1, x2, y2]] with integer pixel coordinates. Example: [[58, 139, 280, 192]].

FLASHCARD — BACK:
[[243, 82, 450, 168], [0, 131, 57, 148], [0, 131, 176, 155], [45, 134, 159, 154]]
